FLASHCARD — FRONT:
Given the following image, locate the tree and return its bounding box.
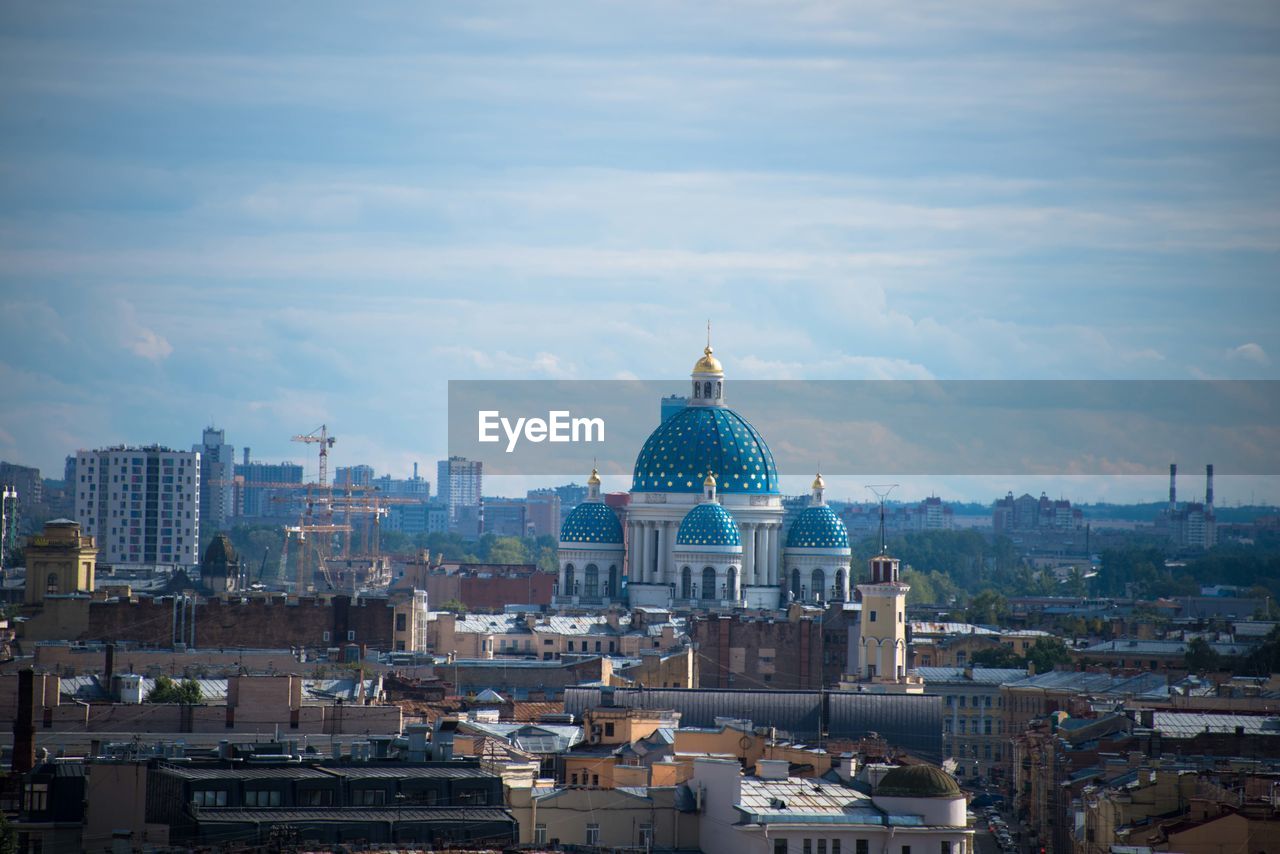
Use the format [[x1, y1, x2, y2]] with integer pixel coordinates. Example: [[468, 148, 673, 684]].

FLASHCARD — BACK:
[[147, 676, 202, 705], [1025, 637, 1073, 674], [970, 645, 1025, 669], [966, 590, 1010, 626], [1184, 636, 1222, 673], [438, 599, 468, 614]]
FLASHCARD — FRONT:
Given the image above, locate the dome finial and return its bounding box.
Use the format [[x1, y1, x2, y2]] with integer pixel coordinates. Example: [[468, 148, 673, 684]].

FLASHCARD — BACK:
[[693, 321, 723, 375], [702, 471, 718, 502]]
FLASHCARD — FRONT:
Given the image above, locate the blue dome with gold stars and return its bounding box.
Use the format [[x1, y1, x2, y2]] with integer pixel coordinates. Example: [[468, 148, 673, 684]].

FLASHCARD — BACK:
[[559, 502, 624, 546], [632, 406, 779, 494], [786, 505, 851, 551], [676, 502, 742, 548]]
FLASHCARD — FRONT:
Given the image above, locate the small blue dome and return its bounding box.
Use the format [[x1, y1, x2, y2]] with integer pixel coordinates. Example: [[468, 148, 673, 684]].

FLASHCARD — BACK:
[[632, 405, 779, 494], [787, 505, 851, 550], [559, 502, 623, 545], [676, 502, 742, 548]]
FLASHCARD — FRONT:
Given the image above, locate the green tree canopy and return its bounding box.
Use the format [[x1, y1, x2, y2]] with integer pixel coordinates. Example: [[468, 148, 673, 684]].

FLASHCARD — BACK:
[[147, 676, 202, 705]]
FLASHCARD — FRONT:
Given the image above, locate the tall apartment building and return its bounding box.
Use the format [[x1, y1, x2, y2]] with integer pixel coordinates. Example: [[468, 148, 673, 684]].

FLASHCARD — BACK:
[[73, 446, 200, 567], [193, 427, 234, 537], [334, 464, 375, 490], [0, 461, 43, 510], [233, 459, 304, 518], [525, 489, 561, 538], [437, 456, 481, 523]]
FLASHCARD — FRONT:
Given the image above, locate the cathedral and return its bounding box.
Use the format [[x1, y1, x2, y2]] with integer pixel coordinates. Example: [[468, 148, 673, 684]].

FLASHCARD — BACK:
[[556, 337, 853, 611]]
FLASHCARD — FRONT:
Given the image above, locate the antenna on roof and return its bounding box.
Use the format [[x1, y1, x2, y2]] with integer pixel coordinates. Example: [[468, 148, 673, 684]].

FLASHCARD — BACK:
[[865, 484, 899, 555]]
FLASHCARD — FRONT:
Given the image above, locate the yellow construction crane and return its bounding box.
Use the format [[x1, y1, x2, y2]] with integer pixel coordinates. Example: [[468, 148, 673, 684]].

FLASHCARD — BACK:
[[291, 425, 336, 486]]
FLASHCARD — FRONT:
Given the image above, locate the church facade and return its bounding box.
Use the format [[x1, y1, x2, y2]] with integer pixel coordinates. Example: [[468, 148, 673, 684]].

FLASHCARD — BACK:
[[556, 338, 852, 611]]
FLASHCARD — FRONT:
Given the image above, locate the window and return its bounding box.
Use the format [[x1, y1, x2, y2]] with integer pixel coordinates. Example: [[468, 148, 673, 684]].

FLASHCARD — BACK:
[[45, 574, 59, 595], [192, 789, 227, 807], [586, 824, 600, 846], [300, 789, 333, 806], [534, 824, 548, 845], [833, 842, 841, 854], [869, 610, 877, 622], [639, 823, 653, 849], [775, 840, 789, 854], [903, 847, 912, 854], [605, 723, 615, 737], [396, 613, 407, 632], [22, 783, 48, 812], [355, 788, 387, 806], [322, 631, 331, 642], [941, 843, 952, 854], [245, 790, 282, 807], [592, 774, 599, 786], [819, 841, 828, 854], [857, 840, 869, 854], [347, 630, 356, 641], [804, 841, 813, 854]]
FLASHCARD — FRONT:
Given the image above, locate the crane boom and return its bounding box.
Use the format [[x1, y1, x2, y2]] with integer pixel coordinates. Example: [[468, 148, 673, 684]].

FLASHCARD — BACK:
[[291, 425, 336, 486]]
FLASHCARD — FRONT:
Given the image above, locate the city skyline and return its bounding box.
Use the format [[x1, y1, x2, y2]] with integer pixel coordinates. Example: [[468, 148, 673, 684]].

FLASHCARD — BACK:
[[2, 3, 1278, 503]]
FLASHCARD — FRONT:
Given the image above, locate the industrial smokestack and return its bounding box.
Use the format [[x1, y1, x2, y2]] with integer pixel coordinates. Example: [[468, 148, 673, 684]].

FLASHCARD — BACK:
[[1206, 464, 1214, 509], [12, 669, 35, 773], [1169, 463, 1177, 510], [243, 447, 251, 466], [413, 461, 419, 480]]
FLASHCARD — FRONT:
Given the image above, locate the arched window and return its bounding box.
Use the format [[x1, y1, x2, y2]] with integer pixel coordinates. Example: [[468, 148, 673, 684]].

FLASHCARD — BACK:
[[693, 382, 701, 398], [835, 568, 847, 599], [701, 567, 716, 600], [681, 566, 693, 600], [703, 381, 712, 398], [726, 566, 738, 601], [584, 564, 599, 598], [715, 381, 722, 398], [811, 568, 826, 603], [790, 568, 801, 599], [45, 573, 59, 595], [564, 564, 576, 597], [607, 565, 618, 598]]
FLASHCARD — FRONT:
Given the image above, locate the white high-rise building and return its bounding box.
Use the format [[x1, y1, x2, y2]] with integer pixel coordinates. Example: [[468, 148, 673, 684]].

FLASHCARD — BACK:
[[437, 456, 482, 523], [73, 446, 200, 567], [194, 427, 234, 538]]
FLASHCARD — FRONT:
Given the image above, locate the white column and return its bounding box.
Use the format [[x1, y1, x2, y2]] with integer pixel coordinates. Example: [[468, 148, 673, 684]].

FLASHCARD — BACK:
[[654, 522, 665, 585], [754, 526, 766, 587], [767, 523, 780, 586], [742, 523, 756, 586], [663, 521, 676, 585], [634, 521, 647, 583]]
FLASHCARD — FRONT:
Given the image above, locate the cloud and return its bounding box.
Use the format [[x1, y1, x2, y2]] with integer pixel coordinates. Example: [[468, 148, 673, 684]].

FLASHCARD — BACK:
[[1227, 342, 1270, 365], [116, 300, 173, 362]]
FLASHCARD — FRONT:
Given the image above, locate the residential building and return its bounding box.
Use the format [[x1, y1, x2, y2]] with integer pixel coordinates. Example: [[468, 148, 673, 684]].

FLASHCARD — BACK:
[[0, 460, 44, 511], [232, 458, 304, 518], [484, 498, 527, 537], [385, 501, 448, 536], [525, 488, 561, 538], [916, 667, 1026, 784], [193, 427, 234, 538], [73, 446, 200, 567], [334, 464, 375, 490], [694, 757, 973, 854], [437, 456, 481, 526]]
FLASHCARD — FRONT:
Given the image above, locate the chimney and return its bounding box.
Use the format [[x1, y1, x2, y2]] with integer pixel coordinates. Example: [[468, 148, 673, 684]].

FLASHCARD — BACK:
[[1205, 464, 1214, 509], [837, 753, 857, 782], [756, 759, 790, 780], [413, 462, 419, 480], [12, 669, 36, 773], [105, 643, 115, 683], [243, 447, 251, 466], [1169, 463, 1177, 510]]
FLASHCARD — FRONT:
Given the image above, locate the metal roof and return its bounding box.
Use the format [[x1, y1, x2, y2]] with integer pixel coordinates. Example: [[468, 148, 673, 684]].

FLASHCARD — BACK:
[[916, 667, 1028, 686], [1150, 712, 1280, 737], [564, 688, 943, 762], [1005, 670, 1169, 699], [193, 806, 514, 823], [157, 764, 337, 780]]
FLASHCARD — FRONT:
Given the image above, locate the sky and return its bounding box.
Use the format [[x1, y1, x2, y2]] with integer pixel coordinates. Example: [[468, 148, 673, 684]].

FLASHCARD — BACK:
[[1, 2, 1277, 504]]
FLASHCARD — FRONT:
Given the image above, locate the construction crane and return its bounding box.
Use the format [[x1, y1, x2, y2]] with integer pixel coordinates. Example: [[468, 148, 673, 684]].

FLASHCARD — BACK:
[[291, 425, 336, 487]]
